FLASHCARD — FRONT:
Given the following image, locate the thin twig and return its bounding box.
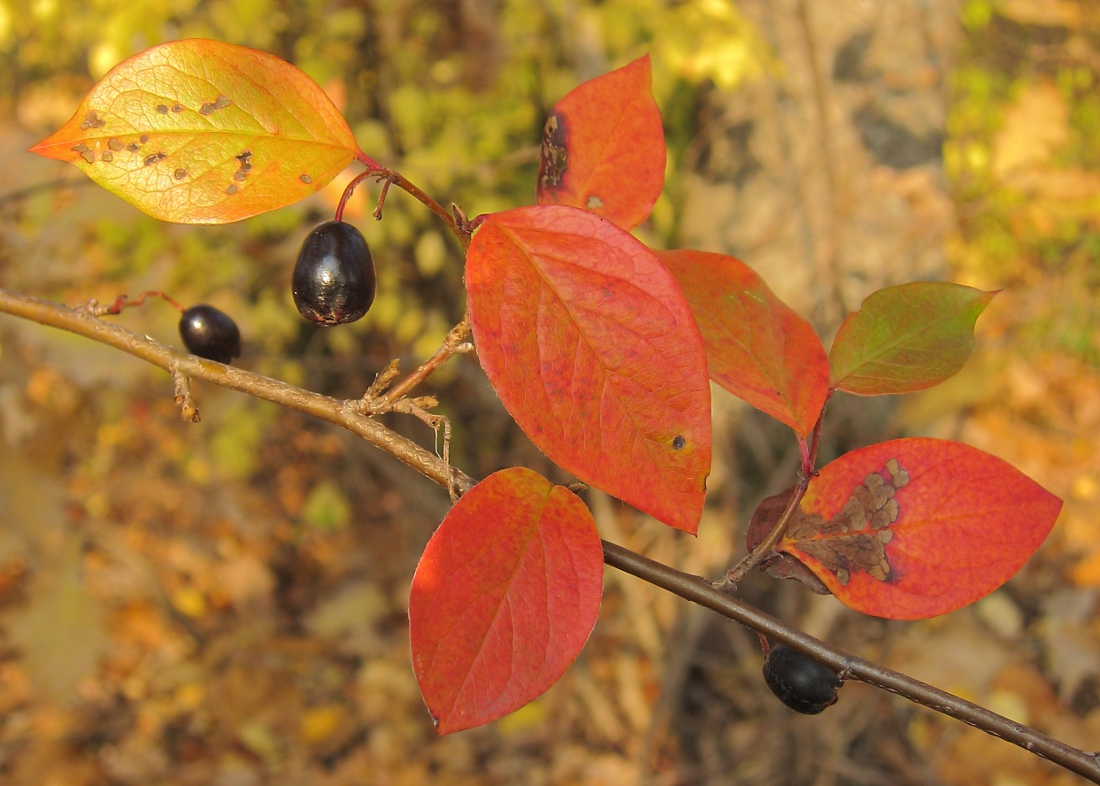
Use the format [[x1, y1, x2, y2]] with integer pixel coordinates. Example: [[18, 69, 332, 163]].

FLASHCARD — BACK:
[[0, 288, 470, 493], [602, 542, 1100, 784], [170, 366, 201, 422], [380, 314, 472, 406], [2, 286, 1097, 782], [718, 398, 828, 588]]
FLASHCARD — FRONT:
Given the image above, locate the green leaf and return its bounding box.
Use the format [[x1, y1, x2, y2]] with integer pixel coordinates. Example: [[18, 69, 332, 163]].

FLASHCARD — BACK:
[[829, 283, 996, 396]]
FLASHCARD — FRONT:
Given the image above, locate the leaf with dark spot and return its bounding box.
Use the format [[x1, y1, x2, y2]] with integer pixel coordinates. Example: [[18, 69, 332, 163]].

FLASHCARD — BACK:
[[29, 39, 359, 224]]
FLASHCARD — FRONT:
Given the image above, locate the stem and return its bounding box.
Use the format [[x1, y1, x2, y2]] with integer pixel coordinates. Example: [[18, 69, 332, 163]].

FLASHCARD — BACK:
[[719, 399, 829, 588], [1, 286, 1096, 783], [0, 289, 467, 492], [717, 470, 810, 589], [602, 542, 1100, 783], [335, 169, 378, 222], [378, 314, 472, 406], [352, 153, 465, 248]]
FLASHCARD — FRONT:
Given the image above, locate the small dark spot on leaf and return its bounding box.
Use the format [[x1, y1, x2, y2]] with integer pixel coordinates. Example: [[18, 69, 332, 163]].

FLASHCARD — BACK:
[[673, 435, 686, 450], [233, 171, 247, 181], [235, 151, 252, 163], [108, 138, 123, 151], [101, 151, 113, 162], [587, 195, 604, 209], [80, 150, 95, 164], [126, 143, 140, 152], [226, 184, 238, 195], [80, 110, 105, 130], [140, 134, 149, 143], [174, 169, 187, 180], [200, 94, 232, 115], [71, 144, 90, 153], [143, 152, 167, 166], [300, 174, 313, 184], [172, 104, 184, 113], [156, 104, 169, 114]]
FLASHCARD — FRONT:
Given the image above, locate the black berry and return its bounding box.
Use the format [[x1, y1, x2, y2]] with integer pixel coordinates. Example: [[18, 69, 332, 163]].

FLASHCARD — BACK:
[[762, 644, 842, 714], [179, 304, 242, 364], [292, 220, 376, 325]]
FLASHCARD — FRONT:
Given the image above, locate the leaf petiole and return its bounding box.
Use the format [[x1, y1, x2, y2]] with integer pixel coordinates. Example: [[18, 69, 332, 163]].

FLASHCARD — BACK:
[[717, 395, 830, 589]]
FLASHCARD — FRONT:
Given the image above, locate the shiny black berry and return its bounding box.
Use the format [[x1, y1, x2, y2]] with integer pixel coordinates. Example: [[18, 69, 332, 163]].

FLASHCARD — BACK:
[[762, 644, 842, 715], [178, 304, 241, 364], [292, 220, 376, 326]]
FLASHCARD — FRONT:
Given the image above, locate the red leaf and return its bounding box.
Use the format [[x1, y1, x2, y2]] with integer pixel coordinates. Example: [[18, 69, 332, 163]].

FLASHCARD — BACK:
[[408, 468, 604, 734], [659, 249, 830, 437], [536, 54, 665, 231], [829, 283, 996, 395], [29, 40, 358, 224], [779, 438, 1062, 620], [466, 205, 711, 533]]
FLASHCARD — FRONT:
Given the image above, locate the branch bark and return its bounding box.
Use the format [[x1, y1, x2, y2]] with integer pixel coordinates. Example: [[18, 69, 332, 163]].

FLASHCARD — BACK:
[[2, 286, 1097, 783]]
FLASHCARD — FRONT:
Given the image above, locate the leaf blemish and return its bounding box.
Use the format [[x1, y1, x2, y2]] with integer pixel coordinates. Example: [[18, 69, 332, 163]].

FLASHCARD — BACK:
[[788, 458, 911, 586], [226, 184, 238, 195], [174, 169, 187, 180], [172, 104, 183, 113], [672, 435, 686, 450], [199, 94, 232, 116], [143, 152, 167, 167], [125, 143, 140, 152], [108, 138, 123, 151], [80, 110, 106, 130], [156, 104, 169, 114], [80, 150, 95, 164], [539, 112, 568, 189], [300, 174, 312, 184], [233, 151, 252, 181], [140, 135, 149, 143], [587, 195, 604, 209], [101, 151, 113, 163]]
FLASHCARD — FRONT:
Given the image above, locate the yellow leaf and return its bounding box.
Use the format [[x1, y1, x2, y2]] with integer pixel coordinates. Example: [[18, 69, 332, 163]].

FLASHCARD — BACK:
[[29, 39, 360, 224]]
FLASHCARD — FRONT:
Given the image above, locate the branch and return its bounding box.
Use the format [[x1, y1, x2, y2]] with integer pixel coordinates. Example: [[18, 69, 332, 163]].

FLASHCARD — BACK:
[[2, 287, 1097, 783], [603, 542, 1100, 783], [0, 288, 474, 495]]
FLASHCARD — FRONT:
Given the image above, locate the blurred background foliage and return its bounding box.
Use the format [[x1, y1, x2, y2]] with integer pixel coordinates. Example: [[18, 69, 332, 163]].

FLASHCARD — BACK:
[[2, 0, 1100, 784]]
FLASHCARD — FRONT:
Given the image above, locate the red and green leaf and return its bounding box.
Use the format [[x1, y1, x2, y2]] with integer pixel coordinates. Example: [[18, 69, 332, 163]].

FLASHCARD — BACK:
[[828, 282, 996, 395], [465, 205, 711, 533], [408, 468, 604, 735], [659, 249, 830, 437], [536, 54, 665, 231], [779, 438, 1062, 620], [29, 39, 359, 224]]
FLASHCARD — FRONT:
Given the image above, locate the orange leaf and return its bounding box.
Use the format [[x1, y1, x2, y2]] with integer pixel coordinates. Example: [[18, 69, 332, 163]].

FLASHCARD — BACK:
[[659, 249, 830, 436], [780, 439, 1062, 619], [29, 39, 359, 224], [409, 468, 604, 734], [536, 54, 665, 231], [465, 205, 711, 533]]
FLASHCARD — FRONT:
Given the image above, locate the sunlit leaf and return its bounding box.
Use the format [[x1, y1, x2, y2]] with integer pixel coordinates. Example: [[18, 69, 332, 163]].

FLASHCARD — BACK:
[[659, 249, 830, 436], [779, 438, 1062, 619], [466, 205, 711, 533], [829, 283, 996, 395], [409, 468, 604, 734], [29, 39, 359, 224], [536, 54, 665, 231]]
